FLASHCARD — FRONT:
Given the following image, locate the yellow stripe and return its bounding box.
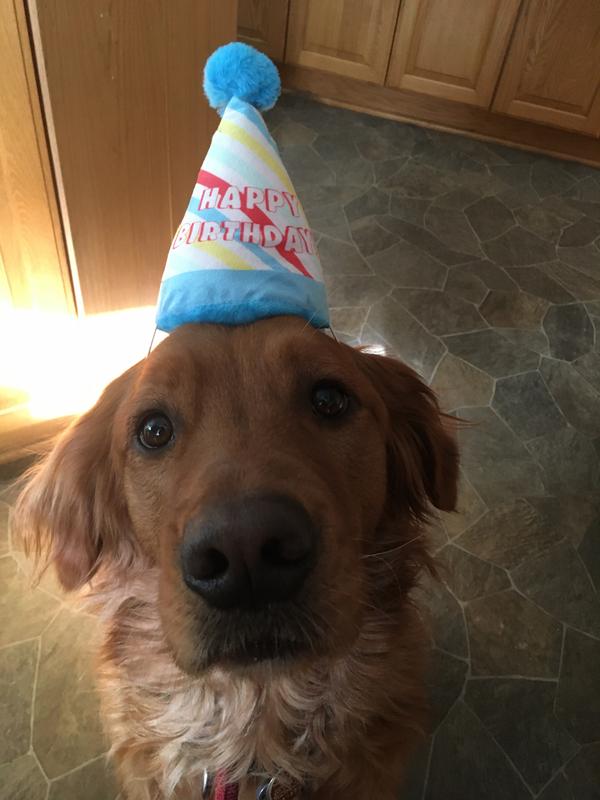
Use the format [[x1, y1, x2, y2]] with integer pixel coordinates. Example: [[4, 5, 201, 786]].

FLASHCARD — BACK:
[[219, 120, 294, 194], [191, 239, 253, 271]]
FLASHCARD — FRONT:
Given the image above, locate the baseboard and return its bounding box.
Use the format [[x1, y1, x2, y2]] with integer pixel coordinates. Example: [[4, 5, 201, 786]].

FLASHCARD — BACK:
[[280, 64, 600, 167]]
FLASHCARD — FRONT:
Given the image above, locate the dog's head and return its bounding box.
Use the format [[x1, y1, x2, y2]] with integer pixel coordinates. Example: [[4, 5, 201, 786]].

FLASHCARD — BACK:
[[14, 317, 457, 673]]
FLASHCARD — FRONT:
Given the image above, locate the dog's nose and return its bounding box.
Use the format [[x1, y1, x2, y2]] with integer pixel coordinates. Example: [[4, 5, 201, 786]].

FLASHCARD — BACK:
[[180, 494, 318, 610]]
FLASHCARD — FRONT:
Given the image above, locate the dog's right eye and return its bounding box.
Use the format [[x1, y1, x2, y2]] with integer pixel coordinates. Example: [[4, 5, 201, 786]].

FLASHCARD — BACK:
[[137, 413, 174, 450]]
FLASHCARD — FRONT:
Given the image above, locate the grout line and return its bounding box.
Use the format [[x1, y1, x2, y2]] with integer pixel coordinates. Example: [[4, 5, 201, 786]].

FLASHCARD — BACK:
[[29, 636, 42, 751]]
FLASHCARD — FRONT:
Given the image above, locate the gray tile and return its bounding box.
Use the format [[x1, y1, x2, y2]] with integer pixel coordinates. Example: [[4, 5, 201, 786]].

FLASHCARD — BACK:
[[556, 628, 600, 744], [430, 353, 494, 410], [544, 261, 600, 301], [445, 268, 489, 305], [344, 187, 389, 223], [307, 202, 351, 242], [480, 290, 549, 329], [531, 161, 576, 198], [424, 206, 482, 257], [527, 426, 600, 495], [391, 288, 487, 335], [537, 773, 575, 800], [317, 235, 371, 275], [433, 188, 479, 211], [456, 498, 562, 570], [559, 217, 600, 247], [540, 195, 585, 223], [312, 132, 359, 163], [418, 574, 468, 658], [563, 744, 600, 800], [456, 407, 546, 504], [323, 274, 390, 307], [350, 216, 399, 257], [543, 304, 594, 361], [457, 259, 518, 291], [578, 516, 600, 592], [34, 608, 107, 778], [0, 754, 47, 800], [483, 226, 556, 266], [379, 161, 453, 196], [378, 216, 476, 266], [367, 296, 445, 381], [48, 756, 117, 800], [512, 542, 600, 638], [401, 740, 432, 800], [493, 371, 565, 440], [271, 120, 316, 148], [279, 145, 335, 188], [428, 648, 468, 729], [425, 702, 531, 800], [444, 329, 539, 378], [506, 267, 574, 303], [497, 183, 542, 210], [498, 327, 550, 357], [491, 163, 533, 188], [514, 205, 565, 243], [368, 241, 447, 288], [574, 351, 600, 393], [465, 197, 514, 241], [299, 184, 364, 212], [466, 589, 563, 677], [0, 639, 38, 763], [0, 556, 61, 648], [465, 679, 577, 793], [329, 307, 367, 338], [440, 471, 487, 539], [333, 157, 375, 190], [351, 125, 413, 161], [558, 244, 600, 279], [527, 495, 599, 549], [439, 545, 509, 602], [374, 157, 408, 185], [388, 193, 430, 226], [540, 358, 600, 436], [564, 175, 600, 203]]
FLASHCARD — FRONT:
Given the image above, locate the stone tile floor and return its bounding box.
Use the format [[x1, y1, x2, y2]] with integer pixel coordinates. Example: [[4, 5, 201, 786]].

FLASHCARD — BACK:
[[1, 93, 600, 799]]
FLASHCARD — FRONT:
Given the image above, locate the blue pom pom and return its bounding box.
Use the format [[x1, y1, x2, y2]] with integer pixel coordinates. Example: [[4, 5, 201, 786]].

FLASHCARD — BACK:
[[204, 42, 281, 114]]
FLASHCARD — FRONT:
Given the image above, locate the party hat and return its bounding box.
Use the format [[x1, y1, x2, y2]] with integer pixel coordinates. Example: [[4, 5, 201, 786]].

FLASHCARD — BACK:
[[156, 43, 329, 332]]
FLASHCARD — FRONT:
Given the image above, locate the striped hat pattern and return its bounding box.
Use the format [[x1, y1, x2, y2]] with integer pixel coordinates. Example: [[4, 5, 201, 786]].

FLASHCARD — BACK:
[[156, 44, 329, 333]]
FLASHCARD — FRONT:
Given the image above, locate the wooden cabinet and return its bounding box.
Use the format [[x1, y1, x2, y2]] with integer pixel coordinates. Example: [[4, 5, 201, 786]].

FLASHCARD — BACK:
[[386, 0, 522, 107], [286, 0, 401, 84], [494, 0, 600, 135], [238, 0, 289, 61], [28, 0, 236, 315]]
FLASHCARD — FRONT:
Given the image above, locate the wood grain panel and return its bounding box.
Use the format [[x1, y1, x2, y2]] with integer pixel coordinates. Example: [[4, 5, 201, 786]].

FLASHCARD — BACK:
[[286, 0, 401, 84], [281, 64, 600, 166], [494, 0, 600, 135], [29, 0, 236, 315], [238, 0, 289, 61], [0, 0, 72, 314], [387, 0, 523, 107]]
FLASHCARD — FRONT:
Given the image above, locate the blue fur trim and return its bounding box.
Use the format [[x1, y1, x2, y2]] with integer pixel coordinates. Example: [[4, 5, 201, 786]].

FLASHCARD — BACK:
[[204, 42, 281, 114], [156, 269, 329, 332]]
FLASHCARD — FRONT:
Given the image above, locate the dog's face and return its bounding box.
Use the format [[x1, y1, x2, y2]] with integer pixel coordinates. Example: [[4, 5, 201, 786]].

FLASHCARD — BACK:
[[15, 317, 458, 674]]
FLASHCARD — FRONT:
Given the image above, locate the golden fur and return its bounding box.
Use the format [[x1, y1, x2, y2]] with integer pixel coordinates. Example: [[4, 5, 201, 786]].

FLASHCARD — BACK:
[[13, 317, 458, 799]]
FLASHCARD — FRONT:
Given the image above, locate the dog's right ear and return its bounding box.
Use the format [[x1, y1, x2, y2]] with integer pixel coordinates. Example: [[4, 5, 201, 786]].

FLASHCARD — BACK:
[[12, 363, 141, 591]]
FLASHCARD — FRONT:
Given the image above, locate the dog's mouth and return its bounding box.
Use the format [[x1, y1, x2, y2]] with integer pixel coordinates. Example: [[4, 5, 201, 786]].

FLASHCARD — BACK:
[[181, 604, 324, 672]]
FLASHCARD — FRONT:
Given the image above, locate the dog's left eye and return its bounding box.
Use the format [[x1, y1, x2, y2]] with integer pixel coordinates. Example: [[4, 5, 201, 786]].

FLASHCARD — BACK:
[[311, 382, 350, 418], [137, 413, 174, 449]]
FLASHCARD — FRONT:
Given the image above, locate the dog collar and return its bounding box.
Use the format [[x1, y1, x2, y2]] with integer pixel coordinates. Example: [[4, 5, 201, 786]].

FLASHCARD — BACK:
[[204, 770, 300, 800]]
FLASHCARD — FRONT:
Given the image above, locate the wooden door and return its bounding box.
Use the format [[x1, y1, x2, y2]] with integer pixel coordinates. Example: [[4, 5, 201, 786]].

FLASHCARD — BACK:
[[0, 0, 72, 316], [286, 0, 401, 84], [386, 0, 522, 107], [494, 0, 600, 136], [238, 0, 289, 61], [28, 0, 236, 315]]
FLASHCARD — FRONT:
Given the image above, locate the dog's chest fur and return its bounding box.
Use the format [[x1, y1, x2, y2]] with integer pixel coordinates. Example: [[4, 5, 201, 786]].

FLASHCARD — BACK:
[[90, 572, 425, 800]]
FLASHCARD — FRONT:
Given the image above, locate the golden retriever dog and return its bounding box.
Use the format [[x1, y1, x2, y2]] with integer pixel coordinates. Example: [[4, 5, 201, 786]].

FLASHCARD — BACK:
[[13, 316, 458, 800]]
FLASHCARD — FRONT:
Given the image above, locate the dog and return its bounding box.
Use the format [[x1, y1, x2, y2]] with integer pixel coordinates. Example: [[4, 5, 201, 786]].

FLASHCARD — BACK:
[[13, 315, 458, 799]]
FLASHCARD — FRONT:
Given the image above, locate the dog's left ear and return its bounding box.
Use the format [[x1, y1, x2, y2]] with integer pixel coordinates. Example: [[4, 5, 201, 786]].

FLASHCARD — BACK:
[[355, 350, 459, 519]]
